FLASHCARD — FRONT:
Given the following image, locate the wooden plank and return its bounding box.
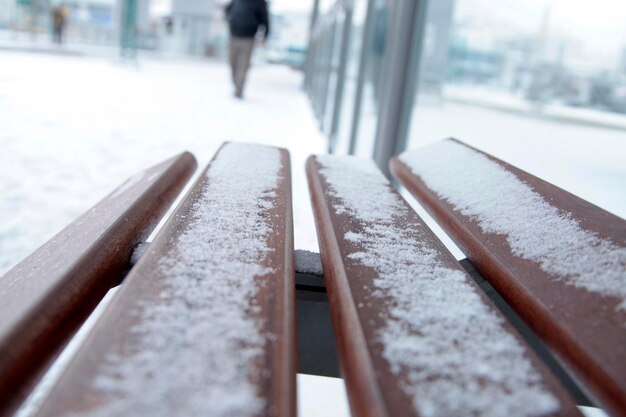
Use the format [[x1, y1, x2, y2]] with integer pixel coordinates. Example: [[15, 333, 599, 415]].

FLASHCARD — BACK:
[[306, 154, 581, 417], [34, 143, 296, 417], [391, 138, 626, 417], [0, 152, 196, 416]]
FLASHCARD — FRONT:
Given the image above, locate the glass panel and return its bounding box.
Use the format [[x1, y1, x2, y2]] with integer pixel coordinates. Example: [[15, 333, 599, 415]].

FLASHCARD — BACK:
[[405, 0, 626, 217], [353, 0, 391, 158], [334, 0, 369, 155]]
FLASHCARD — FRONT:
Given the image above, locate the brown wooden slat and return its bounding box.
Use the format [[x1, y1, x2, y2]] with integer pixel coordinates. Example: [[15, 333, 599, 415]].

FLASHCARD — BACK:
[[34, 143, 295, 417], [0, 152, 196, 416], [391, 138, 626, 417], [306, 154, 581, 417]]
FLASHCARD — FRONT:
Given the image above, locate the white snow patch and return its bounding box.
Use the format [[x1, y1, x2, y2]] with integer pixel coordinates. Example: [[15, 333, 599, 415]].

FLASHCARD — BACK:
[[295, 249, 323, 275], [130, 242, 150, 266], [399, 141, 626, 312], [316, 155, 560, 417], [79, 143, 283, 417]]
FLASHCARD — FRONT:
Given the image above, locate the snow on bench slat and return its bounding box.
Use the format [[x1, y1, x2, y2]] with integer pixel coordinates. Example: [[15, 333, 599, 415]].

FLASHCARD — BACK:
[[316, 155, 561, 417], [0, 152, 196, 417], [398, 141, 626, 312], [294, 249, 323, 275], [59, 143, 283, 417]]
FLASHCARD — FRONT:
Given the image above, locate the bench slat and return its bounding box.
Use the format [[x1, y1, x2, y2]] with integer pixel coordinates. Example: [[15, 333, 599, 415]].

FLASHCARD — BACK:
[[391, 139, 626, 417], [0, 152, 196, 416], [33, 143, 295, 417], [307, 154, 581, 417]]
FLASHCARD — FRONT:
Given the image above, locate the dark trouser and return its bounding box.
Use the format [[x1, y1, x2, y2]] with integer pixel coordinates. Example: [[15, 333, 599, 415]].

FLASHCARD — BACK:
[[53, 25, 63, 44], [229, 37, 255, 97]]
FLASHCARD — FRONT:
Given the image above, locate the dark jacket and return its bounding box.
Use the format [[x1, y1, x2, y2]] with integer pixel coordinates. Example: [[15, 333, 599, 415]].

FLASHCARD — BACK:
[[225, 0, 270, 39]]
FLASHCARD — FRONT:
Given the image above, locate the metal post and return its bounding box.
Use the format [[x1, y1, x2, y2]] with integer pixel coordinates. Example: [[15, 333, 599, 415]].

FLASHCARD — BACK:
[[322, 8, 345, 134], [296, 271, 340, 377], [372, 0, 428, 177], [328, 1, 354, 153], [318, 10, 339, 130], [120, 0, 138, 59], [304, 0, 322, 90], [305, 32, 317, 95], [347, 0, 375, 155], [312, 22, 332, 120]]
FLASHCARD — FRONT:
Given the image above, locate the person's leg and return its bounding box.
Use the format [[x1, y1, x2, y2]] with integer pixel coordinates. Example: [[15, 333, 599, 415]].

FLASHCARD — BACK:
[[229, 37, 239, 89], [234, 38, 255, 97]]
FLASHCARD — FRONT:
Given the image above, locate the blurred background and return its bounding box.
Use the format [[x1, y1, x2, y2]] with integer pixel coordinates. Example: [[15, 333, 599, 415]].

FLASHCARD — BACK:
[[0, 0, 310, 61], [0, 0, 625, 416]]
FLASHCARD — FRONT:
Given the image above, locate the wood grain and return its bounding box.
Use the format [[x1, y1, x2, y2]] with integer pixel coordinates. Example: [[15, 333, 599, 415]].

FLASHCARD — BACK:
[[33, 143, 295, 417], [0, 152, 196, 416], [391, 138, 626, 417], [307, 155, 581, 417]]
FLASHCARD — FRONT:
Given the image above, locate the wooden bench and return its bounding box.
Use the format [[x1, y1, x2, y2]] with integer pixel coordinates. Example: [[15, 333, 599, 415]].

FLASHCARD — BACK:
[[0, 152, 196, 416], [28, 143, 296, 417], [390, 139, 626, 417], [307, 154, 581, 417], [1, 140, 623, 417]]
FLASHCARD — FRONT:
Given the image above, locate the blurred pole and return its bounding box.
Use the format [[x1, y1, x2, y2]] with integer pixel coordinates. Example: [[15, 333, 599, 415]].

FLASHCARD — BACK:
[[303, 0, 321, 89], [15, 0, 32, 34], [309, 0, 321, 35], [328, 2, 353, 153], [372, 0, 428, 177], [347, 0, 376, 155], [120, 0, 138, 59]]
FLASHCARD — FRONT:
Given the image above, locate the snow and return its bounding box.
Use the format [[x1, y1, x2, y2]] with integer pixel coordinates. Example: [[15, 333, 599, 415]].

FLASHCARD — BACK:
[[297, 374, 350, 417], [405, 100, 626, 221], [0, 53, 326, 276], [130, 242, 150, 266], [399, 140, 626, 312], [316, 155, 560, 417], [444, 85, 626, 131], [75, 143, 282, 417], [0, 52, 328, 415], [294, 249, 324, 275], [0, 51, 619, 417]]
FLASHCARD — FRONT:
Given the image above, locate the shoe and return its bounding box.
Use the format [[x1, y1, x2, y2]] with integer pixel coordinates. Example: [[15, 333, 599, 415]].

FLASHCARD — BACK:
[[234, 91, 243, 99]]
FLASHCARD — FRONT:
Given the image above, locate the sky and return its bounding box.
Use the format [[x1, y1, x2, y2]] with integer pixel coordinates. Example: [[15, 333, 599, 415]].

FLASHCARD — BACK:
[[455, 0, 626, 68], [457, 0, 626, 43]]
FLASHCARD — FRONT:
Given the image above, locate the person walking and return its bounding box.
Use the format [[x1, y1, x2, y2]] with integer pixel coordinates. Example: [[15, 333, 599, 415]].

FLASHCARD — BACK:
[[51, 5, 68, 45], [225, 0, 270, 99]]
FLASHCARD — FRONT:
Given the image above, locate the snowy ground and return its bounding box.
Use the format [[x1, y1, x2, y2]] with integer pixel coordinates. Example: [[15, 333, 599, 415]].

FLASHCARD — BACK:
[[0, 51, 619, 417], [444, 84, 626, 131], [0, 52, 326, 275]]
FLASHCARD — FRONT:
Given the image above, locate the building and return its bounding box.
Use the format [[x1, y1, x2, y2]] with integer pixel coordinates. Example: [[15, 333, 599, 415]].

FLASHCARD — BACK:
[[163, 0, 221, 56]]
